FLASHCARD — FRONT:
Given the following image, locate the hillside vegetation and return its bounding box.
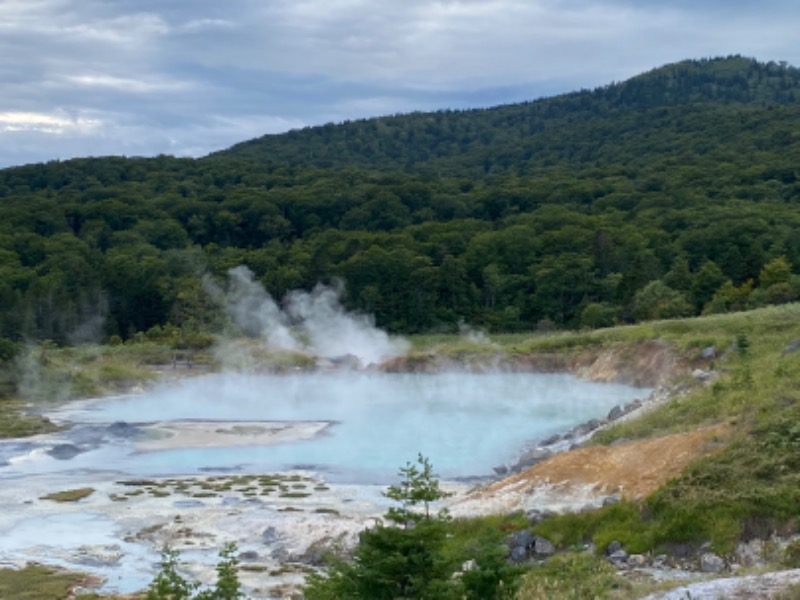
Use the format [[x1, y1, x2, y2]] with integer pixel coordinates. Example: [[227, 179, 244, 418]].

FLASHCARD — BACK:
[[0, 56, 799, 357]]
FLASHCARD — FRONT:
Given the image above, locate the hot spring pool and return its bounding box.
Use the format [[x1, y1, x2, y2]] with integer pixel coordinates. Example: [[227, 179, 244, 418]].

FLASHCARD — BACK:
[[5, 371, 647, 483]]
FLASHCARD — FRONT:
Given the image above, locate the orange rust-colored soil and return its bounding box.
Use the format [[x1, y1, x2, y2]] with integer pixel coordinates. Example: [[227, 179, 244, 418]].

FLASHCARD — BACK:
[[484, 425, 729, 501]]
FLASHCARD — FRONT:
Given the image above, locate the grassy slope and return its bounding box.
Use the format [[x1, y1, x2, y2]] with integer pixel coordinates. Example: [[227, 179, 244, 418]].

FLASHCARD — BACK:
[[414, 305, 800, 555]]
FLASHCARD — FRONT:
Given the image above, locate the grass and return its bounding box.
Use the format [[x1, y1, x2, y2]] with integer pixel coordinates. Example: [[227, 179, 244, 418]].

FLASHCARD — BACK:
[[515, 553, 632, 600], [0, 565, 91, 600], [40, 487, 95, 502]]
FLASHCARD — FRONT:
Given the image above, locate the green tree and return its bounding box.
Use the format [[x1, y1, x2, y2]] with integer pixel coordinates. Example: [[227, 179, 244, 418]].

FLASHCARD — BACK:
[[305, 455, 454, 600], [146, 543, 242, 600], [632, 280, 692, 321]]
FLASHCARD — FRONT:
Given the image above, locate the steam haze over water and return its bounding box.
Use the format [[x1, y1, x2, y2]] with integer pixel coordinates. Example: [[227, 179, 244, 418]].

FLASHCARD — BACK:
[[41, 372, 647, 482]]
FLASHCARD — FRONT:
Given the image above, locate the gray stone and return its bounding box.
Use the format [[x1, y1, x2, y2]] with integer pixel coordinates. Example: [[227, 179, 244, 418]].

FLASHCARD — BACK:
[[238, 550, 259, 561], [47, 444, 84, 460], [607, 405, 624, 421], [107, 421, 141, 438], [627, 554, 647, 567], [513, 447, 552, 471], [526, 509, 556, 525], [606, 540, 623, 555], [461, 559, 477, 572], [262, 526, 279, 544], [585, 418, 602, 431], [533, 536, 555, 556], [509, 530, 535, 550], [608, 549, 629, 564], [173, 500, 205, 508], [602, 494, 622, 507], [509, 546, 528, 563], [623, 399, 643, 413], [493, 465, 508, 476], [540, 433, 562, 446], [783, 340, 800, 356], [700, 552, 725, 573], [701, 346, 717, 359]]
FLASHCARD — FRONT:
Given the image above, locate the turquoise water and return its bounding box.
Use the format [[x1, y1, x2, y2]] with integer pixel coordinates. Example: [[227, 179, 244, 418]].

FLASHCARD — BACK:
[[30, 371, 647, 482]]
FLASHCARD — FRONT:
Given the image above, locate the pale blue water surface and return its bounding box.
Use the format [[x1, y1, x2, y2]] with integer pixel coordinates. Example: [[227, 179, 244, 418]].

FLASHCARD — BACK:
[[3, 372, 647, 482]]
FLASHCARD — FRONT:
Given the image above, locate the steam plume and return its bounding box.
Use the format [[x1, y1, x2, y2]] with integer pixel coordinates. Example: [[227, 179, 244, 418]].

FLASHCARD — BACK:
[[219, 266, 408, 365]]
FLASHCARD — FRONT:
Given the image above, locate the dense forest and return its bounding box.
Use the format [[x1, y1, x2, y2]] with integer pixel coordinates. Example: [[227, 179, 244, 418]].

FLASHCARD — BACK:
[[1, 56, 799, 347]]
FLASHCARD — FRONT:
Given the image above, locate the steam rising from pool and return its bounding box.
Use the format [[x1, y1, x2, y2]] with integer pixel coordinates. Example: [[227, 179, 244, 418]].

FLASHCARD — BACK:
[[208, 267, 409, 365], [36, 372, 646, 483]]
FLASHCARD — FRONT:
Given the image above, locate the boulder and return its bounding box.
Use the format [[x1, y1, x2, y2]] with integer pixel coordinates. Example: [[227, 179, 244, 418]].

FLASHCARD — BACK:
[[540, 433, 562, 446], [533, 536, 555, 557], [512, 447, 552, 471], [608, 549, 629, 565], [509, 546, 528, 563], [107, 421, 141, 438], [47, 444, 84, 460], [262, 526, 280, 544], [606, 540, 623, 555], [607, 405, 624, 421], [701, 346, 717, 359], [783, 340, 800, 356], [526, 509, 556, 525], [627, 554, 647, 568], [700, 552, 725, 573]]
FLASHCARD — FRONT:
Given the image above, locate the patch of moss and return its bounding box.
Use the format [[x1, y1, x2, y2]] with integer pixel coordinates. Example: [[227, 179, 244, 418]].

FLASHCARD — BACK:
[[40, 487, 94, 502], [0, 565, 90, 600]]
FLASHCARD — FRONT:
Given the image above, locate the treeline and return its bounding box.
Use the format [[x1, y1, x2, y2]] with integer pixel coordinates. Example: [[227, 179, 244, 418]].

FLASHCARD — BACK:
[[0, 56, 799, 347]]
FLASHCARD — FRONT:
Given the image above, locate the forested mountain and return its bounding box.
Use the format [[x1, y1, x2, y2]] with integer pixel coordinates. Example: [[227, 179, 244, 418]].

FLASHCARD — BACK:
[[1, 56, 799, 346]]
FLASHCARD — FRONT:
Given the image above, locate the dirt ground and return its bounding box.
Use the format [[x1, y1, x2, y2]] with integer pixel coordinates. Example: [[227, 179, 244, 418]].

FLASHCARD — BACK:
[[489, 425, 728, 500], [451, 424, 729, 517]]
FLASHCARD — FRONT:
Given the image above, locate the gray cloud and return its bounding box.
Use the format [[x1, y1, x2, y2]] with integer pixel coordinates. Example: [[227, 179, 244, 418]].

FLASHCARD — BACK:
[[0, 0, 797, 167]]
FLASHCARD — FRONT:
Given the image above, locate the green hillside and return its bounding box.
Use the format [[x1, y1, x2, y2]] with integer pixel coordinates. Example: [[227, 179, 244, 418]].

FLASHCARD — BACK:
[[0, 55, 799, 351]]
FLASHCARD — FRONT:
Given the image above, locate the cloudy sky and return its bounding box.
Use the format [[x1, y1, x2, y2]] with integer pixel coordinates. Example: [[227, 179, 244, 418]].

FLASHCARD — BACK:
[[0, 0, 797, 168]]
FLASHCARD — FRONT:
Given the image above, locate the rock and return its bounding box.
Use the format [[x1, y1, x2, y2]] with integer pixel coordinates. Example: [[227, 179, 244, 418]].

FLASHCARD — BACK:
[[512, 448, 552, 471], [107, 421, 141, 438], [606, 540, 623, 555], [173, 500, 205, 508], [74, 544, 123, 567], [525, 509, 556, 525], [461, 559, 477, 572], [627, 554, 647, 567], [508, 530, 535, 550], [540, 433, 562, 446], [701, 346, 717, 359], [692, 368, 715, 382], [652, 554, 668, 568], [602, 494, 622, 507], [47, 444, 84, 460], [238, 550, 259, 561], [262, 526, 280, 544], [623, 399, 643, 414], [533, 536, 555, 557], [700, 552, 725, 573], [329, 354, 362, 370], [509, 546, 528, 563], [783, 340, 800, 356], [607, 405, 624, 421], [608, 549, 629, 564], [493, 465, 508, 476], [585, 418, 603, 431]]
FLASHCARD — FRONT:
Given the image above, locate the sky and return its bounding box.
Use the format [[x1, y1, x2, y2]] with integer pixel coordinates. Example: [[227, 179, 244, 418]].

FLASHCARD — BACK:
[[0, 0, 797, 169]]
